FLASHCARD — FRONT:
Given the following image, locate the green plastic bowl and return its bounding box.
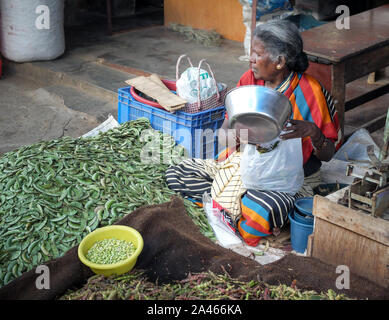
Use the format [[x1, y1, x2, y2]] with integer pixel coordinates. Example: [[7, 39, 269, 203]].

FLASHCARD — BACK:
[[78, 225, 143, 276]]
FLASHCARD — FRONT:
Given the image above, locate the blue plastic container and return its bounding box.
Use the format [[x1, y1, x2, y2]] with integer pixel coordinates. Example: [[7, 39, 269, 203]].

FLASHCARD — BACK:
[[288, 212, 314, 254], [295, 197, 314, 216], [118, 87, 225, 159], [293, 209, 314, 225]]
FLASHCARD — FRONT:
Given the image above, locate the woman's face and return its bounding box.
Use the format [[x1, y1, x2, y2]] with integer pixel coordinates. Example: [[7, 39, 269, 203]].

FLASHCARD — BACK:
[[249, 37, 280, 81]]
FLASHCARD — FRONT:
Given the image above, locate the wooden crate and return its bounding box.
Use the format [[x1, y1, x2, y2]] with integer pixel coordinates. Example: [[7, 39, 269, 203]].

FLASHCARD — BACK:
[[310, 194, 389, 288]]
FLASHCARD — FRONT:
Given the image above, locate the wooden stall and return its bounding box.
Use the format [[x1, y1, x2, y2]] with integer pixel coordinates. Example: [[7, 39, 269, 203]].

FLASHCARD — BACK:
[[164, 0, 246, 42], [301, 4, 389, 137], [310, 194, 389, 288]]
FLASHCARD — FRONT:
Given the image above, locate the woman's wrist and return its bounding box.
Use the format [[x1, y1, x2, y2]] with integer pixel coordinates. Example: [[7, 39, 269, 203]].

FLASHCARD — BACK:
[[312, 135, 335, 161], [309, 126, 335, 161], [310, 126, 325, 150], [310, 125, 323, 143]]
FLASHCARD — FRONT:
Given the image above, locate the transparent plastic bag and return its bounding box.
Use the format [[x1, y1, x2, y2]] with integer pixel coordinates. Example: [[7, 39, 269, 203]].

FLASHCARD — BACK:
[[176, 66, 217, 104], [333, 128, 380, 162], [202, 193, 242, 247], [240, 138, 304, 195]]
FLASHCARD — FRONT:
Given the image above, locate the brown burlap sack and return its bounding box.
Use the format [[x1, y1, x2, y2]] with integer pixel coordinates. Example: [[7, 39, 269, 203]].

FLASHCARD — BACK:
[[0, 197, 387, 300]]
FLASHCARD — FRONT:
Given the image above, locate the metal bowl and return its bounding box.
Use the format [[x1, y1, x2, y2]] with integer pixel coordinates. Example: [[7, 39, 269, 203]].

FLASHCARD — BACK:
[[224, 85, 292, 144]]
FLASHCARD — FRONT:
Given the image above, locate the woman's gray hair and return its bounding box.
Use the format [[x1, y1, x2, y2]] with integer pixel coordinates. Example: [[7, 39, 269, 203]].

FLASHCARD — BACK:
[[253, 20, 309, 73]]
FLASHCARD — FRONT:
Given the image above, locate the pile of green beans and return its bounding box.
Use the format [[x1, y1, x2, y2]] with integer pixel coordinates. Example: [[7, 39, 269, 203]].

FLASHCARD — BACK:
[[59, 270, 352, 300], [0, 118, 215, 287], [86, 239, 135, 265]]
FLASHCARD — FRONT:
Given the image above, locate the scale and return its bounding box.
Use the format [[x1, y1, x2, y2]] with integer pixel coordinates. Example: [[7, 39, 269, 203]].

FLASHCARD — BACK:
[[339, 109, 389, 218]]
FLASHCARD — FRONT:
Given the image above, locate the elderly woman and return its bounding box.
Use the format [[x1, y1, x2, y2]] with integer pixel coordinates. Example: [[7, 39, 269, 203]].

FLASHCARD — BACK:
[[166, 20, 341, 246]]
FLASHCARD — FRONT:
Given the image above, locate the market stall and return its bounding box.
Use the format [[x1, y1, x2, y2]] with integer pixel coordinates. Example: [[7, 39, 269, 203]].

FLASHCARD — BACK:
[[1, 2, 388, 301], [0, 71, 388, 300]]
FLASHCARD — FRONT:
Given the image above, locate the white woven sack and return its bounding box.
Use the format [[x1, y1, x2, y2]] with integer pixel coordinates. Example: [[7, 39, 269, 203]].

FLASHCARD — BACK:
[[0, 0, 65, 62]]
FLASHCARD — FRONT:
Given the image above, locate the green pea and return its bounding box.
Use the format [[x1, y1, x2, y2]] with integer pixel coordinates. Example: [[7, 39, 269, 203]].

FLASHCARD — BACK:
[[85, 238, 135, 265]]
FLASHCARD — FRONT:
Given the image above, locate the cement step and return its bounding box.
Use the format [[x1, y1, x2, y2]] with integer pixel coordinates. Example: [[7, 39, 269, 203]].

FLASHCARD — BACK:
[[42, 84, 117, 123], [0, 73, 105, 155], [5, 55, 134, 103]]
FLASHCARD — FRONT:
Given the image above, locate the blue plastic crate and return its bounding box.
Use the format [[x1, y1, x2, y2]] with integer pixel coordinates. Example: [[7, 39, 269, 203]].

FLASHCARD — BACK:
[[118, 87, 226, 159]]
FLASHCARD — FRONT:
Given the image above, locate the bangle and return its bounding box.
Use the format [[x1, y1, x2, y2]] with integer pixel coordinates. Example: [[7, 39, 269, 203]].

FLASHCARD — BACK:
[[311, 133, 325, 151]]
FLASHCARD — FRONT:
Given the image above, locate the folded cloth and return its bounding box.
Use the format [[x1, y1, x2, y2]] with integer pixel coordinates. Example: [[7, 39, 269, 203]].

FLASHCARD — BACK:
[[165, 158, 218, 201], [211, 151, 246, 222]]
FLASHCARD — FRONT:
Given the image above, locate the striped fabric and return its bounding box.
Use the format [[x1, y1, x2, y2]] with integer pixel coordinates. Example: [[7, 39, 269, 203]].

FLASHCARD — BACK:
[[166, 153, 309, 246], [283, 73, 341, 163], [165, 154, 298, 236], [210, 151, 246, 222], [166, 158, 218, 201], [166, 151, 246, 221], [238, 170, 320, 246], [238, 190, 296, 245]]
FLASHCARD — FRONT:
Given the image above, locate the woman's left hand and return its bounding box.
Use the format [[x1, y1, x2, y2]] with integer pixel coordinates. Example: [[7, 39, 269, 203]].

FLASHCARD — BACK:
[[279, 119, 321, 141], [280, 119, 335, 162]]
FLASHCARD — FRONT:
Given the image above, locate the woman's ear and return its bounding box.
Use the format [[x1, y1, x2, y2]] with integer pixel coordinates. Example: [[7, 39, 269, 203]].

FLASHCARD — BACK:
[[276, 56, 287, 70]]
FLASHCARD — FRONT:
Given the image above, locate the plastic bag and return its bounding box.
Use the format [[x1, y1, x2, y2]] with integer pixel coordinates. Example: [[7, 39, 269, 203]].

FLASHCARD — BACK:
[[320, 129, 382, 184], [176, 66, 217, 104], [333, 128, 380, 162], [175, 55, 228, 113], [202, 193, 242, 247], [240, 138, 304, 195]]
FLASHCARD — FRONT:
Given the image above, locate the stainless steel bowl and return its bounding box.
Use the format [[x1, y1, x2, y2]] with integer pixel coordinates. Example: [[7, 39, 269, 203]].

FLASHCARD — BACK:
[[224, 85, 292, 144]]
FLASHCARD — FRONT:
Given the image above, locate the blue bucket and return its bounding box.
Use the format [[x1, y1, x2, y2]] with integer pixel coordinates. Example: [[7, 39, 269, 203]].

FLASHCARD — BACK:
[[293, 209, 314, 225], [295, 197, 314, 216], [288, 212, 314, 254]]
